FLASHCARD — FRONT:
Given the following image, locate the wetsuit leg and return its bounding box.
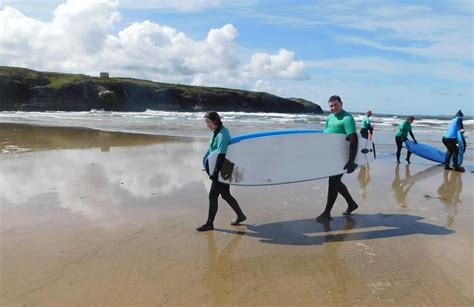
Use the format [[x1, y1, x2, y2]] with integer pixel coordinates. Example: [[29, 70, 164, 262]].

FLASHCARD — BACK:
[[207, 180, 221, 223], [395, 136, 403, 162], [337, 180, 357, 206], [220, 183, 245, 217], [321, 174, 343, 216], [443, 138, 458, 168], [405, 138, 412, 162]]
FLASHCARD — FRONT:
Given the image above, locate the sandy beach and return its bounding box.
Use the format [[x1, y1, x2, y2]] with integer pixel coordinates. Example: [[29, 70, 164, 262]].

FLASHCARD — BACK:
[[0, 124, 473, 306]]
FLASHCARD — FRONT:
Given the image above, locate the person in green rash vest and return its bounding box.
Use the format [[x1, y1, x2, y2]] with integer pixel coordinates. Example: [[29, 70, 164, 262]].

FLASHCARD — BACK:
[[395, 116, 417, 164], [197, 111, 247, 232], [360, 110, 374, 139], [316, 95, 359, 223]]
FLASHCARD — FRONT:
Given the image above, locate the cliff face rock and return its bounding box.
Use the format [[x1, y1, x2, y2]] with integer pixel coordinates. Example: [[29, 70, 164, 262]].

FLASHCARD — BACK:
[[0, 66, 323, 113]]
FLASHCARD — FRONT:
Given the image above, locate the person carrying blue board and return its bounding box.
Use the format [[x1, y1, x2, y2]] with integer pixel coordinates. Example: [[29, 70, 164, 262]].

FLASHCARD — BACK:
[[197, 112, 247, 232], [316, 95, 359, 223], [442, 110, 466, 172], [360, 110, 374, 139], [395, 116, 417, 164]]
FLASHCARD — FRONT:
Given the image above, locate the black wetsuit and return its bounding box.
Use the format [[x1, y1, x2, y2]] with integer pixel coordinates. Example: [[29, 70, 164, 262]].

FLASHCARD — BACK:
[[205, 126, 244, 224]]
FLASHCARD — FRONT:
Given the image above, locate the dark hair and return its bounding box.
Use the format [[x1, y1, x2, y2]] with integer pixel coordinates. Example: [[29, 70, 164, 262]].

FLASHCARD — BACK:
[[328, 95, 342, 104], [204, 111, 222, 126], [456, 110, 463, 117], [367, 110, 372, 116], [408, 116, 415, 121]]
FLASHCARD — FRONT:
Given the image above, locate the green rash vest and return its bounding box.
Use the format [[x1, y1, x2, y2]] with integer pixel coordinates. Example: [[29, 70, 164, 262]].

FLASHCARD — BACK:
[[395, 120, 411, 138], [324, 110, 357, 136], [361, 116, 371, 129], [208, 126, 231, 154]]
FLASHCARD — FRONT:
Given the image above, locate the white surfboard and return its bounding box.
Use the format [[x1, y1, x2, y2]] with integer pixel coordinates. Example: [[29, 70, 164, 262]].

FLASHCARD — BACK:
[[204, 130, 376, 186]]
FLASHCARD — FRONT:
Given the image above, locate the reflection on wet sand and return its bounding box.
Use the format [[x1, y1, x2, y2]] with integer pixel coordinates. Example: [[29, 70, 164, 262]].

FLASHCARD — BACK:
[[437, 171, 463, 227], [391, 164, 443, 209], [203, 231, 245, 306], [391, 164, 413, 208], [0, 127, 209, 225], [201, 224, 364, 306], [0, 123, 176, 153], [357, 165, 371, 201]]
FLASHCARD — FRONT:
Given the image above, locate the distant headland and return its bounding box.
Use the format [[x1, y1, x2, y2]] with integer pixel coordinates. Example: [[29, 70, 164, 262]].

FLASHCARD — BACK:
[[0, 66, 322, 113]]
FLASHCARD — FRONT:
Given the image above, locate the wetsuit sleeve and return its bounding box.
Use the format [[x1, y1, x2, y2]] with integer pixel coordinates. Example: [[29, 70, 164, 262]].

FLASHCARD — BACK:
[[212, 153, 226, 177], [343, 116, 357, 137], [368, 121, 373, 132], [409, 129, 416, 142], [344, 133, 358, 173], [348, 133, 358, 163], [216, 131, 230, 154]]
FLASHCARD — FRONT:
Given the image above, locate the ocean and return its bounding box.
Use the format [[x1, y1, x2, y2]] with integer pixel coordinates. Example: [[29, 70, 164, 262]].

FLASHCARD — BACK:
[[0, 110, 472, 161]]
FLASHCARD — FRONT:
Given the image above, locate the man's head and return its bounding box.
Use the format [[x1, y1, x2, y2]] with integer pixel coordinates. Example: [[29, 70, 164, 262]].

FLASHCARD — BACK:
[[328, 95, 343, 114], [367, 110, 373, 117], [407, 116, 415, 124], [456, 110, 463, 117]]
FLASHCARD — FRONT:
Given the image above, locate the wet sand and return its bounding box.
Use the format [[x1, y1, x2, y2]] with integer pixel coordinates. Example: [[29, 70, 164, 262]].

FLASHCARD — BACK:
[[1, 124, 473, 306]]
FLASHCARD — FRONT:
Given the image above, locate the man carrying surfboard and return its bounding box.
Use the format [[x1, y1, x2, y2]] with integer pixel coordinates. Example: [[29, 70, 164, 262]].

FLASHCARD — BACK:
[[197, 112, 247, 232], [360, 110, 374, 139], [316, 95, 359, 223], [395, 116, 417, 164], [442, 110, 466, 172]]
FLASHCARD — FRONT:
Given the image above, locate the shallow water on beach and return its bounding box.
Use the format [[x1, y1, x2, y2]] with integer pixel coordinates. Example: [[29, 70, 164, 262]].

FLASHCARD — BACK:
[[1, 111, 473, 162], [0, 124, 473, 306]]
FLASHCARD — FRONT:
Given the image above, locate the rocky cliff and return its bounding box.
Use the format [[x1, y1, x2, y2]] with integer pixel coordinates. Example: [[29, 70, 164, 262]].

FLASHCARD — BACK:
[[0, 66, 322, 113]]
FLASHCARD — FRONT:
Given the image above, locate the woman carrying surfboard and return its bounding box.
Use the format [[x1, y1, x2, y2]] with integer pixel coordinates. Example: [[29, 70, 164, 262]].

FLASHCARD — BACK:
[[395, 116, 417, 164], [197, 112, 247, 232], [316, 95, 359, 223]]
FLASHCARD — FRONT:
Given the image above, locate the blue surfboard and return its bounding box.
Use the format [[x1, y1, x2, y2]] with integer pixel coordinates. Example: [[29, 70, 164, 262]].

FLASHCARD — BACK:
[[404, 140, 445, 164], [452, 131, 464, 166]]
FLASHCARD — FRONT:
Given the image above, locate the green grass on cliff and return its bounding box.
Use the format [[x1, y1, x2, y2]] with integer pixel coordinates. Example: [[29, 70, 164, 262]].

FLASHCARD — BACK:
[[0, 66, 93, 89]]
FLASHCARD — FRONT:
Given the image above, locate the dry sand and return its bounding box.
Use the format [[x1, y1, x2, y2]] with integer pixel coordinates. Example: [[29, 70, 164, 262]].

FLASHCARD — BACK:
[[0, 124, 473, 306]]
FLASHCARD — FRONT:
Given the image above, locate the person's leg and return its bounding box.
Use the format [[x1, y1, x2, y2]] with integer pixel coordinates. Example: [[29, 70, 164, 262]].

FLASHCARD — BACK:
[[445, 139, 465, 172], [442, 137, 453, 169], [197, 181, 220, 231], [402, 137, 412, 163], [337, 180, 359, 215], [220, 183, 246, 225], [317, 174, 342, 222], [360, 129, 368, 139], [406, 151, 412, 163], [395, 136, 402, 163]]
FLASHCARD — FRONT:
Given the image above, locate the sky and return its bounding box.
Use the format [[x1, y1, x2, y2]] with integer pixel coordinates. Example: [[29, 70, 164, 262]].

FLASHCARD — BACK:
[[0, 0, 472, 115]]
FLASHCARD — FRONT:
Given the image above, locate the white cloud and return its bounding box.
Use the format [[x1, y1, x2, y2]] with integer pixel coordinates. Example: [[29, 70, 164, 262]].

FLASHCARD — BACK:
[[0, 0, 120, 70], [243, 49, 309, 80], [253, 80, 284, 96], [0, 1, 306, 96], [119, 0, 222, 12]]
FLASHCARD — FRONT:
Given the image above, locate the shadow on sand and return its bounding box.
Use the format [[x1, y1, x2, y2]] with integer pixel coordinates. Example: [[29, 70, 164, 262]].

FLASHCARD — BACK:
[[216, 213, 454, 246]]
